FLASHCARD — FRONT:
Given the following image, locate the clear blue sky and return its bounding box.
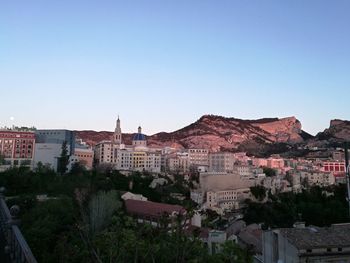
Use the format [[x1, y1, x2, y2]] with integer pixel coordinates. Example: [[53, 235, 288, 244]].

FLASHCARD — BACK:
[[1, 0, 349, 135]]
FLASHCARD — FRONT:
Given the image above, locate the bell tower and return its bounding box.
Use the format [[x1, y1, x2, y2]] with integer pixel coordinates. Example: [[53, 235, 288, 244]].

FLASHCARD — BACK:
[[113, 116, 122, 145]]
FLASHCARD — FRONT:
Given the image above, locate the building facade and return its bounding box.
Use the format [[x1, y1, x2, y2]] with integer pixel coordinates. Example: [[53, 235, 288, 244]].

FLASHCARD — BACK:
[[209, 152, 235, 173], [94, 118, 162, 173], [0, 130, 35, 167]]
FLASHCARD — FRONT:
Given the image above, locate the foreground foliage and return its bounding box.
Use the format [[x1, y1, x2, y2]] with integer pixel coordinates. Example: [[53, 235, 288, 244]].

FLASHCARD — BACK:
[[0, 168, 252, 263], [244, 185, 350, 228]]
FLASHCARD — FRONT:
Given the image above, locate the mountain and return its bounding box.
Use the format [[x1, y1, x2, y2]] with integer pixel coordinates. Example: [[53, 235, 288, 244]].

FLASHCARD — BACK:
[[148, 115, 311, 153], [303, 119, 350, 150], [76, 115, 313, 155], [316, 119, 350, 141]]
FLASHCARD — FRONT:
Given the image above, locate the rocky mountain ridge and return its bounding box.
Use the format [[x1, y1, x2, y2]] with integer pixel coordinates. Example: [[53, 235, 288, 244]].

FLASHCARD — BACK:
[[76, 115, 321, 154]]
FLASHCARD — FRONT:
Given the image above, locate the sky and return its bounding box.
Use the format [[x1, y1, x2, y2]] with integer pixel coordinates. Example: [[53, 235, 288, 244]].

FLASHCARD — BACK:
[[0, 0, 349, 135]]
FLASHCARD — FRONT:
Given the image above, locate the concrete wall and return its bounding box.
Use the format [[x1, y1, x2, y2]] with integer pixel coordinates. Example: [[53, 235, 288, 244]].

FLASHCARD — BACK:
[[34, 143, 70, 171]]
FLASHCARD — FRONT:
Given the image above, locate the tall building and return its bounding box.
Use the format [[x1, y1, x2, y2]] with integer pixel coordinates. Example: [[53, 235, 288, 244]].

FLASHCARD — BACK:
[[0, 130, 35, 167], [113, 116, 122, 145]]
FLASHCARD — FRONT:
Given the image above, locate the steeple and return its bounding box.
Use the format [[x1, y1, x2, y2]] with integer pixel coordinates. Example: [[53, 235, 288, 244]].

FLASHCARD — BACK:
[[116, 116, 121, 130], [113, 116, 122, 145], [138, 126, 142, 134]]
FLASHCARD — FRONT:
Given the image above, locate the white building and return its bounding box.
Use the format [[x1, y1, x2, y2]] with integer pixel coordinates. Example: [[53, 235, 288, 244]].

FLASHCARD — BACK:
[[94, 118, 162, 173]]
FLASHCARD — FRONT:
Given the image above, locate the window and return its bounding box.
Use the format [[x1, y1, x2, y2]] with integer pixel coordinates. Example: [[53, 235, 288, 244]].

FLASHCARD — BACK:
[[338, 248, 343, 252], [306, 249, 312, 253], [327, 248, 332, 252]]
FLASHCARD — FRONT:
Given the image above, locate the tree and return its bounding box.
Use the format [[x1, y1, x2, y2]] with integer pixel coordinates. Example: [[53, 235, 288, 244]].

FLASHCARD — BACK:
[[87, 190, 121, 236], [263, 167, 276, 177], [250, 185, 267, 201], [212, 241, 253, 263], [57, 141, 69, 175], [0, 153, 6, 165]]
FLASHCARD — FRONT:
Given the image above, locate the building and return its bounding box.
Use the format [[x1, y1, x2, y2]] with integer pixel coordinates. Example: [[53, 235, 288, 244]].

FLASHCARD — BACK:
[[124, 199, 189, 228], [166, 152, 189, 174], [94, 140, 114, 164], [121, 192, 148, 201], [206, 187, 251, 212], [306, 171, 335, 187], [199, 172, 254, 214], [266, 157, 285, 169], [0, 130, 35, 167], [332, 151, 345, 161], [35, 129, 75, 155], [233, 165, 254, 179], [94, 118, 162, 173], [209, 152, 235, 172], [71, 147, 94, 170], [34, 129, 76, 171], [34, 143, 65, 171], [322, 161, 345, 174], [263, 224, 350, 263], [188, 148, 209, 169]]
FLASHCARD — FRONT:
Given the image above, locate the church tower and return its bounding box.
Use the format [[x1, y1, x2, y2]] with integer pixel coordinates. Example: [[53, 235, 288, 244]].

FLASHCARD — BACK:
[[113, 116, 122, 145]]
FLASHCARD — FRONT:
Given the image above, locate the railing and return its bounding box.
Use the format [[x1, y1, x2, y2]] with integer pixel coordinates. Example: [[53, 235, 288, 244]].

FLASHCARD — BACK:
[[0, 187, 37, 263]]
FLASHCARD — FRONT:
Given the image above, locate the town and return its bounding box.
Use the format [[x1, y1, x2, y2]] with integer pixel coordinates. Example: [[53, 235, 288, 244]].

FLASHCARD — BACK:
[[0, 117, 349, 262]]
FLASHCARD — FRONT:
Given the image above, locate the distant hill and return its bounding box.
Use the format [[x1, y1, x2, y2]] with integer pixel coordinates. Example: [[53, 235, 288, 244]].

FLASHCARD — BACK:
[[76, 114, 316, 155]]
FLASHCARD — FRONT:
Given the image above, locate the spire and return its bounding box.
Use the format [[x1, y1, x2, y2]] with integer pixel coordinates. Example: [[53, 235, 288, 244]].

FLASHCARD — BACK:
[[138, 126, 142, 134], [113, 116, 122, 145]]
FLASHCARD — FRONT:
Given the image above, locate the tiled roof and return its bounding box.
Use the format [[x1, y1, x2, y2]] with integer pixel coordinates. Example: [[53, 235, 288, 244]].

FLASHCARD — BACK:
[[279, 224, 350, 250], [125, 199, 186, 218]]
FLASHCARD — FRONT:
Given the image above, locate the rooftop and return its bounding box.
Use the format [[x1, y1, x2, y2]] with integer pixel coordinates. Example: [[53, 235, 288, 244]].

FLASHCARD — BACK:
[[125, 199, 186, 218], [279, 224, 350, 250]]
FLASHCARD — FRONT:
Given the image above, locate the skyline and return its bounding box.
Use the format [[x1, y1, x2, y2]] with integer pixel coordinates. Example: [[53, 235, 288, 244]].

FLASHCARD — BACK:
[[1, 0, 350, 135]]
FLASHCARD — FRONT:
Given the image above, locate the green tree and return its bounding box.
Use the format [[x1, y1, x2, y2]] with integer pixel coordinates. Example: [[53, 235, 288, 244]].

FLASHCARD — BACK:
[[263, 167, 276, 177], [21, 198, 75, 263], [0, 153, 5, 165], [211, 241, 253, 263], [57, 141, 69, 175], [87, 190, 121, 236], [250, 185, 267, 201]]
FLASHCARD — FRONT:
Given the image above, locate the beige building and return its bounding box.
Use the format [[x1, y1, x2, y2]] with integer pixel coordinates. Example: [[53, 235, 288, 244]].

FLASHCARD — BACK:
[[188, 148, 209, 168], [200, 172, 254, 213], [74, 147, 94, 170], [209, 152, 235, 172], [167, 152, 189, 174], [207, 187, 251, 212], [267, 157, 285, 169], [94, 140, 114, 164]]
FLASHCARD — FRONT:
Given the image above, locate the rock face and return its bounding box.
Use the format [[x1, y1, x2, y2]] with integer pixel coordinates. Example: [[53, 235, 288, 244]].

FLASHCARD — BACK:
[[316, 119, 350, 141], [148, 115, 307, 151], [76, 115, 310, 153]]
